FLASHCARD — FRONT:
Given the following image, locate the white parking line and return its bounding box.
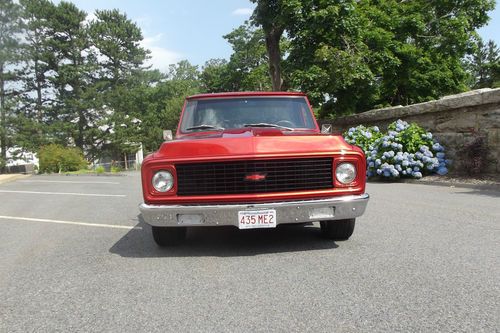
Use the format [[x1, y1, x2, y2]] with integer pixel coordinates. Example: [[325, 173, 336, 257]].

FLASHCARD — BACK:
[[0, 215, 140, 230], [18, 180, 120, 185], [0, 190, 126, 197]]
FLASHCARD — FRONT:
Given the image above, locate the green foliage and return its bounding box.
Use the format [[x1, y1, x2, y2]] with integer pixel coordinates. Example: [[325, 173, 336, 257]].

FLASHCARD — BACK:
[[201, 58, 231, 92], [14, 0, 55, 152], [39, 144, 87, 173], [250, 0, 495, 116], [389, 122, 430, 153], [286, 1, 372, 109], [466, 39, 500, 88], [0, 0, 24, 163], [89, 9, 149, 79], [110, 165, 122, 173], [204, 22, 272, 92], [95, 165, 105, 174], [344, 125, 383, 152]]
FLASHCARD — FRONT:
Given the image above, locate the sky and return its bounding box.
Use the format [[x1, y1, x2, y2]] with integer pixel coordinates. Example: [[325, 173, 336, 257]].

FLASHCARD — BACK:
[[57, 0, 257, 71], [57, 0, 499, 72]]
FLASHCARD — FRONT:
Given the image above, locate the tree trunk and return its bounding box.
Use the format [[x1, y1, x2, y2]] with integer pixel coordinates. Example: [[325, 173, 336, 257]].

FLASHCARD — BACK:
[[0, 63, 7, 167], [265, 28, 283, 91], [34, 58, 43, 122], [76, 109, 85, 149]]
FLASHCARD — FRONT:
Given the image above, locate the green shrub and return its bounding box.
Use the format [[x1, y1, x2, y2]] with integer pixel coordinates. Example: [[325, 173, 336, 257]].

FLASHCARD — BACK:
[[95, 166, 105, 174], [344, 125, 383, 152], [110, 165, 122, 173], [39, 144, 87, 173], [0, 157, 5, 171]]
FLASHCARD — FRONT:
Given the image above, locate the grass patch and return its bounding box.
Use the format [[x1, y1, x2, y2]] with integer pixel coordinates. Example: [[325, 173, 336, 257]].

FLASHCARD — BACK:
[[64, 169, 97, 175]]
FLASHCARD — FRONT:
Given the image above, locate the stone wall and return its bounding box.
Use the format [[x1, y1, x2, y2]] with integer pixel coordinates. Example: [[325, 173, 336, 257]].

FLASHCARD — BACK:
[[321, 88, 500, 173]]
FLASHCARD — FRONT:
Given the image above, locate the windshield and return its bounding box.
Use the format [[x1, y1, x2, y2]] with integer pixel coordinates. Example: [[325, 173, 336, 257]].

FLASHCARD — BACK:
[[179, 97, 317, 132]]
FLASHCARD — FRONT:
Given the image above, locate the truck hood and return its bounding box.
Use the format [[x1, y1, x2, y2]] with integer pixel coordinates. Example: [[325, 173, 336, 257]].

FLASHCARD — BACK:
[[155, 128, 354, 160]]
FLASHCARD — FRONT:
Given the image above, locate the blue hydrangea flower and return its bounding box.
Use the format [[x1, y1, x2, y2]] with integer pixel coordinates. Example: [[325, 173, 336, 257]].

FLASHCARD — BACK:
[[424, 150, 433, 158], [432, 143, 443, 152], [437, 167, 448, 175]]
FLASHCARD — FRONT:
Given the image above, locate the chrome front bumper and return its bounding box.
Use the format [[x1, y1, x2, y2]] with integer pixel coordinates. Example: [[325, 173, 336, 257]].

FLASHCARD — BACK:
[[139, 194, 369, 227]]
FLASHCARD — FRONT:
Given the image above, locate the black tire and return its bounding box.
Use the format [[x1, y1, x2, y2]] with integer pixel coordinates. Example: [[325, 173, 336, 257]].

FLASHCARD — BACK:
[[151, 226, 187, 246], [320, 219, 355, 240]]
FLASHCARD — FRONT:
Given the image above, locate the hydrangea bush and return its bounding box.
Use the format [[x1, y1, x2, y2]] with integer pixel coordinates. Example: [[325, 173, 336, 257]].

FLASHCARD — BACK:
[[344, 125, 383, 152], [344, 120, 449, 179]]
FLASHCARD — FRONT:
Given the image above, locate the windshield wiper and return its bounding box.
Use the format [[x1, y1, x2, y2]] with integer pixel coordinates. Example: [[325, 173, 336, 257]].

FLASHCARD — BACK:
[[185, 124, 225, 131], [243, 123, 294, 131]]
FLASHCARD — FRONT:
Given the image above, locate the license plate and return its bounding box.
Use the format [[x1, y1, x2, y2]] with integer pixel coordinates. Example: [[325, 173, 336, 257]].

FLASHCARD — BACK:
[[238, 210, 276, 229]]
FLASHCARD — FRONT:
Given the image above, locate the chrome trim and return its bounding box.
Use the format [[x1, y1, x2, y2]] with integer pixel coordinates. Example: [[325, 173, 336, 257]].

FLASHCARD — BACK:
[[139, 194, 369, 227]]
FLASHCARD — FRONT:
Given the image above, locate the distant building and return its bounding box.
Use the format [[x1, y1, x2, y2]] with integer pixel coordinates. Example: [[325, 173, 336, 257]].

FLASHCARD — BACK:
[[5, 147, 38, 168], [0, 147, 38, 174]]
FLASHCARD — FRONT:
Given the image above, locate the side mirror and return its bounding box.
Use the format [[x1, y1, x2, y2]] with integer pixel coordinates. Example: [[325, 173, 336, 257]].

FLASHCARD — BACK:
[[163, 130, 173, 141], [321, 124, 332, 134]]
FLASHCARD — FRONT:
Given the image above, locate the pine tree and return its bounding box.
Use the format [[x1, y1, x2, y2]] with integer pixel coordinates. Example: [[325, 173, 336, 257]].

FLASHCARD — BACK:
[[0, 0, 24, 168], [467, 39, 500, 88], [15, 0, 56, 151]]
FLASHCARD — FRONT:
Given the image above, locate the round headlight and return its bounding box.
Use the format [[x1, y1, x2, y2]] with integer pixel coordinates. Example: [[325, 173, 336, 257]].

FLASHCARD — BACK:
[[152, 170, 174, 192], [336, 163, 356, 184]]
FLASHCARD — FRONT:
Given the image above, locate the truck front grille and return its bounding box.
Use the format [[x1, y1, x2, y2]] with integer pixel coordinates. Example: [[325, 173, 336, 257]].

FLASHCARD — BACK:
[[175, 157, 333, 196]]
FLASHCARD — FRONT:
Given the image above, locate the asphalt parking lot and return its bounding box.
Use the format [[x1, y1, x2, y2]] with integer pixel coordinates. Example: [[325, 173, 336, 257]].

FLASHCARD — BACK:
[[0, 172, 499, 332]]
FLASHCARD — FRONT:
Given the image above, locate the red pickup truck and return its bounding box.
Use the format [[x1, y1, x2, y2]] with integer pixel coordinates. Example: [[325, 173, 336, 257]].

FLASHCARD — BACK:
[[140, 92, 369, 246]]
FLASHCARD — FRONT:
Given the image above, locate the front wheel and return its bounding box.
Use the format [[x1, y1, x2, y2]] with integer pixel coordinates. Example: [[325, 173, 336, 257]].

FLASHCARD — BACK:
[[152, 226, 187, 246], [320, 219, 355, 240]]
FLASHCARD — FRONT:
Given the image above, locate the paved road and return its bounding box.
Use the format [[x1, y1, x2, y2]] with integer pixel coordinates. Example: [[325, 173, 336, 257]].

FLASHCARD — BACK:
[[0, 172, 498, 332]]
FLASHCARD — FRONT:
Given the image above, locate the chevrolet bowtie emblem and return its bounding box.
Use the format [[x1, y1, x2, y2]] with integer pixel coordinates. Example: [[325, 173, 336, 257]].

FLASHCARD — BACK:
[[245, 173, 267, 181]]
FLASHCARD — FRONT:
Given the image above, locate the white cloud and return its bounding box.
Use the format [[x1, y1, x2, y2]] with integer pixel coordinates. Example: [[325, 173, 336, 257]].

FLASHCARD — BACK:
[[232, 8, 253, 16], [139, 33, 182, 72]]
